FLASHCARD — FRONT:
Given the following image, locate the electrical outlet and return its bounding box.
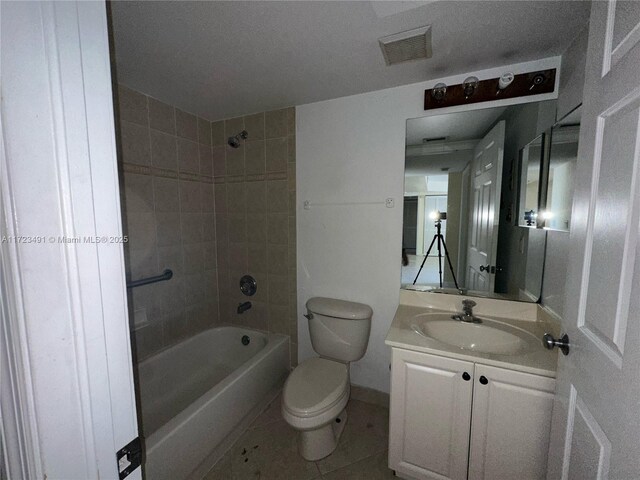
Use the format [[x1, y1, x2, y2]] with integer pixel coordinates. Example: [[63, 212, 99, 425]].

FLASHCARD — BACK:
[[385, 198, 394, 208]]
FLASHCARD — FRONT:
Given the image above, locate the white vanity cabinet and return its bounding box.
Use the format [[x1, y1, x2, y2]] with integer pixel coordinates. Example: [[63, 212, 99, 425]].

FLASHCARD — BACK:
[[389, 348, 556, 480]]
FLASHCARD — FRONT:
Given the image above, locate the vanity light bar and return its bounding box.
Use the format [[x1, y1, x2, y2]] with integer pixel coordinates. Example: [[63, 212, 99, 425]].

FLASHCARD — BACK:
[[424, 69, 556, 111]]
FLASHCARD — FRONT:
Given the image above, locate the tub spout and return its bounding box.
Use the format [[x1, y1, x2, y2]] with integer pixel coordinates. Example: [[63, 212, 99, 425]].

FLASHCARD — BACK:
[[237, 301, 252, 314]]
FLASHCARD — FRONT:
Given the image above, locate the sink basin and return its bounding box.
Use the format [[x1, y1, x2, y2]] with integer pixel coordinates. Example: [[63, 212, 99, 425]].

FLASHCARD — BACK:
[[410, 313, 537, 355]]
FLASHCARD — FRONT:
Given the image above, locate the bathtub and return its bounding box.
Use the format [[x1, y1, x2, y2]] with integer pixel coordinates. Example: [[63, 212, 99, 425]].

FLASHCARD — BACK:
[[137, 326, 290, 480]]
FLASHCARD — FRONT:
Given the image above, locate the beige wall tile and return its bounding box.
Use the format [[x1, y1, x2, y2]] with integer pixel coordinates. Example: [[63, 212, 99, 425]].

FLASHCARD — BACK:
[[267, 214, 288, 245], [268, 275, 288, 306], [203, 242, 217, 270], [225, 145, 245, 176], [126, 212, 156, 251], [226, 183, 246, 213], [211, 121, 225, 146], [176, 109, 198, 141], [201, 184, 215, 213], [124, 173, 154, 214], [268, 304, 289, 334], [216, 240, 229, 271], [267, 180, 288, 213], [163, 312, 188, 344], [121, 120, 151, 166], [265, 109, 288, 139], [149, 97, 175, 134], [267, 244, 288, 274], [134, 323, 164, 361], [177, 138, 200, 173], [150, 129, 177, 170], [248, 242, 268, 274], [246, 214, 266, 243], [287, 135, 296, 163], [156, 212, 182, 247], [215, 215, 229, 246], [153, 177, 179, 213], [203, 213, 216, 242], [244, 112, 265, 141], [212, 146, 226, 177], [288, 163, 296, 191], [183, 242, 205, 275], [286, 107, 295, 136], [245, 140, 266, 174], [118, 85, 148, 126], [181, 212, 204, 244], [228, 243, 248, 274], [245, 182, 266, 213], [228, 214, 247, 243], [198, 117, 212, 145], [214, 184, 227, 214], [179, 180, 202, 213], [128, 247, 158, 279], [224, 116, 244, 138], [157, 245, 184, 276], [266, 138, 287, 173], [199, 144, 213, 176]]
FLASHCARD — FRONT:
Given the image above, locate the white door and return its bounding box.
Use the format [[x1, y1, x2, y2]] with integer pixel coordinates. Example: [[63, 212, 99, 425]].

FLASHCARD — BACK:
[[1, 2, 140, 479], [389, 349, 473, 480], [468, 364, 556, 480], [466, 121, 505, 292], [546, 2, 640, 479]]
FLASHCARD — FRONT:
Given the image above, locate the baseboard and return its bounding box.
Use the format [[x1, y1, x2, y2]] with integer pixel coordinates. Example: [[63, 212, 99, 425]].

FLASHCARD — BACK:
[[350, 383, 389, 409]]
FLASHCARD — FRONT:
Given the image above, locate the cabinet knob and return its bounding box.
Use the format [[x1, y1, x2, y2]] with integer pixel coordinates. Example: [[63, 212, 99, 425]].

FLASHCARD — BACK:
[[462, 372, 471, 381], [479, 376, 488, 385]]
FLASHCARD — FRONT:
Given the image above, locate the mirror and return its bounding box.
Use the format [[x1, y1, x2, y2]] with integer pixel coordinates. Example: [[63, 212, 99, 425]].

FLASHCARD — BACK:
[[543, 105, 581, 231], [518, 134, 544, 227], [402, 100, 556, 302]]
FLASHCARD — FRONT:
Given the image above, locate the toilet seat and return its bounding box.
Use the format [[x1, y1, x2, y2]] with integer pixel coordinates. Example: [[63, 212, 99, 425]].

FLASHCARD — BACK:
[[282, 357, 349, 418]]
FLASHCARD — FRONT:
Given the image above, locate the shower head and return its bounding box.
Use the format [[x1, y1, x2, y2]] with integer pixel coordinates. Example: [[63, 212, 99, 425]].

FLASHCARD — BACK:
[[227, 130, 249, 148]]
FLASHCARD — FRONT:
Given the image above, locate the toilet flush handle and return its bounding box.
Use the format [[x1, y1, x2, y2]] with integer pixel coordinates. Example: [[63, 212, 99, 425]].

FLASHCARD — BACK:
[[304, 312, 314, 320]]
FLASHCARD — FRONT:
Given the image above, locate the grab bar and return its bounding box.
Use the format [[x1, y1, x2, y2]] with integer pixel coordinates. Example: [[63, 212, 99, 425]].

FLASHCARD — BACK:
[[127, 269, 173, 289]]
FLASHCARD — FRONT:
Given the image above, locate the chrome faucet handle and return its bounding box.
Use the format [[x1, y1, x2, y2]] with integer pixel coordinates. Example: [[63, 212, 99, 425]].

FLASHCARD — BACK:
[[462, 299, 477, 308]]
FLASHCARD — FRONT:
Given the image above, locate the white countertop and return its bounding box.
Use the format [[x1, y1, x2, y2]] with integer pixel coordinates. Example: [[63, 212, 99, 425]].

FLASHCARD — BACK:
[[385, 292, 559, 378]]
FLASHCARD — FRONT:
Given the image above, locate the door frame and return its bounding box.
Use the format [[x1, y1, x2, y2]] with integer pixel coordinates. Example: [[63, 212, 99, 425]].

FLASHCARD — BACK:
[[1, 2, 140, 479]]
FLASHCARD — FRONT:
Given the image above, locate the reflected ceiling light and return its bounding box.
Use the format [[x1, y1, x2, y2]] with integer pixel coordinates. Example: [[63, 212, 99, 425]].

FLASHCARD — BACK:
[[540, 210, 554, 220], [431, 83, 447, 101], [462, 76, 479, 98]]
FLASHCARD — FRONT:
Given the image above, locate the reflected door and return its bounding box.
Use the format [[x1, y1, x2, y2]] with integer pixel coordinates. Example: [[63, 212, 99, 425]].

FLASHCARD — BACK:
[[466, 121, 505, 292]]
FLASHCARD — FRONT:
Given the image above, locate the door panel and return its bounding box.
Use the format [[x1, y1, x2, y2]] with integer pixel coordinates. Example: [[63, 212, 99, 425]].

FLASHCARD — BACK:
[[466, 121, 505, 292], [389, 349, 473, 480], [469, 364, 555, 480], [547, 2, 640, 479]]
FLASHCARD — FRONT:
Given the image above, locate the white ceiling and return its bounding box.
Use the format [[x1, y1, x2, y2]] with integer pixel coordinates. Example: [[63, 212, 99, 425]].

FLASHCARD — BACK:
[[110, 1, 590, 121]]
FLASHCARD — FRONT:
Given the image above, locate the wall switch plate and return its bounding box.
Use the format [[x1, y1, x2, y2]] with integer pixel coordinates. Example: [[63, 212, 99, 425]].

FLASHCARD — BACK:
[[385, 198, 394, 208]]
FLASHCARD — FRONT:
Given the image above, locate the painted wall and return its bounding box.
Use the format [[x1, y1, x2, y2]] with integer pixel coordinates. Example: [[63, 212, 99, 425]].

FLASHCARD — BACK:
[[297, 57, 560, 393]]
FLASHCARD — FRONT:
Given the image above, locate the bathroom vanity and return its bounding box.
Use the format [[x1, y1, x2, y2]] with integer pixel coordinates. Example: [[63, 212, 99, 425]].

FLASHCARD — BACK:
[[386, 291, 559, 480]]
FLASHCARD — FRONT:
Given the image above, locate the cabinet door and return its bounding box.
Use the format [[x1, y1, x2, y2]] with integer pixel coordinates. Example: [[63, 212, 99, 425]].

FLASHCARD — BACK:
[[468, 364, 556, 480], [389, 349, 474, 480]]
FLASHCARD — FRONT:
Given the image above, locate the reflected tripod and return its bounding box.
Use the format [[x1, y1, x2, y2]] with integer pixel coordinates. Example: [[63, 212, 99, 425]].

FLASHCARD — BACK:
[[412, 216, 459, 289]]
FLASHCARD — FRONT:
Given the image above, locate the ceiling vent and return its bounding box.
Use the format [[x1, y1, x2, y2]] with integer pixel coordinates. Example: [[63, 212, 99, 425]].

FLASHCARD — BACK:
[[379, 25, 432, 66]]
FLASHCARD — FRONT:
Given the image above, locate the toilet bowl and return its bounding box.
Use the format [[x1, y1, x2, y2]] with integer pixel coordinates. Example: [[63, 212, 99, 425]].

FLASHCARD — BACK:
[[282, 297, 372, 461]]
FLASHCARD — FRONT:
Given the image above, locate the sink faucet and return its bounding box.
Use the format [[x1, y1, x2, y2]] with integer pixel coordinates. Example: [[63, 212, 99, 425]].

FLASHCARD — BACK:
[[453, 299, 481, 323]]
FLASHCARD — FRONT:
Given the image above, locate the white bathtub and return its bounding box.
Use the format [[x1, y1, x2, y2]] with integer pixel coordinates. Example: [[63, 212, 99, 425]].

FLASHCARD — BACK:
[[138, 326, 290, 480]]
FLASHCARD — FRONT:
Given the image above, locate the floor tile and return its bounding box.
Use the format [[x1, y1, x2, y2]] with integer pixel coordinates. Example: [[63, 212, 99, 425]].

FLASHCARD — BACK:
[[320, 450, 394, 480], [315, 404, 388, 475], [206, 419, 321, 480], [249, 393, 282, 430]]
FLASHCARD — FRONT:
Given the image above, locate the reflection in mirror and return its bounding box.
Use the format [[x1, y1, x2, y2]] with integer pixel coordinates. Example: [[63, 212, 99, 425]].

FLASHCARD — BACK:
[[544, 105, 581, 231], [402, 101, 555, 302], [518, 134, 544, 227]]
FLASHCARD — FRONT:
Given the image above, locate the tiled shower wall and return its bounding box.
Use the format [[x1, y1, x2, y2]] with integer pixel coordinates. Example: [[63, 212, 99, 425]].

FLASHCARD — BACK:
[[116, 85, 297, 365]]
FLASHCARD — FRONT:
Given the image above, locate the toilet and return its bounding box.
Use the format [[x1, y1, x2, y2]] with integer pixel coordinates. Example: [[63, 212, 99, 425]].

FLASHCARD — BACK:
[[281, 297, 373, 461]]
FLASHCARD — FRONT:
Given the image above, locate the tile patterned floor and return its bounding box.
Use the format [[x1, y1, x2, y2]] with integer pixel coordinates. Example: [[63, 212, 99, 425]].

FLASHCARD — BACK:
[[203, 394, 395, 479]]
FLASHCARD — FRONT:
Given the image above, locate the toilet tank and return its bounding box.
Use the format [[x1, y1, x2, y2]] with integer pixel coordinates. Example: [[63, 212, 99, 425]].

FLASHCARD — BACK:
[[306, 297, 373, 363]]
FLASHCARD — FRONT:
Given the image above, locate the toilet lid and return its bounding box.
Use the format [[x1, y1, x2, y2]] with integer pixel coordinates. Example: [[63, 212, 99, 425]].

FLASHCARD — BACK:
[[283, 358, 349, 417]]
